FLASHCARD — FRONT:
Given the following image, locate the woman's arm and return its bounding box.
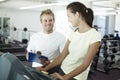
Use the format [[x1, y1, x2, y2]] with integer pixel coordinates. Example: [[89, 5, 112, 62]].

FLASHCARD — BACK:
[[63, 41, 101, 79], [39, 40, 70, 71]]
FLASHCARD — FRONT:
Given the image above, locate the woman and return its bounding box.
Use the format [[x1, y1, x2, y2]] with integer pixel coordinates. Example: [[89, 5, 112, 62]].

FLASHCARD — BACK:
[[38, 2, 101, 80]]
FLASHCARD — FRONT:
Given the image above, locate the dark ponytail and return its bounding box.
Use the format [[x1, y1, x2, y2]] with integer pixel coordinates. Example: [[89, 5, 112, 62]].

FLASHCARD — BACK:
[[84, 8, 94, 27], [67, 2, 94, 27]]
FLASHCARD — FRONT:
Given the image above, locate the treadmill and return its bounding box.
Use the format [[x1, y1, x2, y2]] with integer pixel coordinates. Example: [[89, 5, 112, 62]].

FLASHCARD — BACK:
[[0, 53, 56, 80]]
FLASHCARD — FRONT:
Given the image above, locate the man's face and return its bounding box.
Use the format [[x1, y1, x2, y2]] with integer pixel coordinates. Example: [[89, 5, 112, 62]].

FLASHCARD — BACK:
[[41, 14, 54, 33]]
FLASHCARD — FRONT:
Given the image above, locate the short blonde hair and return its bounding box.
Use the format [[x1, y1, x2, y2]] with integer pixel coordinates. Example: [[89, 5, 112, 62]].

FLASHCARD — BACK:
[[40, 9, 55, 22]]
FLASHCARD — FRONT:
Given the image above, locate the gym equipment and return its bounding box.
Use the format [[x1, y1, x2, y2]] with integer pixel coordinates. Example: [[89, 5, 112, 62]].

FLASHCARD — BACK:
[[0, 53, 56, 80], [94, 34, 120, 73], [12, 27, 18, 40], [22, 27, 28, 44]]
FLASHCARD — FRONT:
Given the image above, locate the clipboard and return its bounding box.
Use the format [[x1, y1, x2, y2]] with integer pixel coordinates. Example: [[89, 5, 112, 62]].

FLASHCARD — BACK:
[[28, 52, 39, 62], [28, 52, 49, 62]]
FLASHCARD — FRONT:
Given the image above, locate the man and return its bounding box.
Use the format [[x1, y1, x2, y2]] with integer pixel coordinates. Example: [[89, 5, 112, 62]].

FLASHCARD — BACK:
[[26, 9, 66, 73]]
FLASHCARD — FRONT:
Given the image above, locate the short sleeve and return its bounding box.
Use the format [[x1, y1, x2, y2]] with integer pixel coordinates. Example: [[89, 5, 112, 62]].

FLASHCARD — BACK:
[[59, 34, 66, 53], [26, 35, 35, 52], [90, 31, 102, 45], [68, 31, 75, 41]]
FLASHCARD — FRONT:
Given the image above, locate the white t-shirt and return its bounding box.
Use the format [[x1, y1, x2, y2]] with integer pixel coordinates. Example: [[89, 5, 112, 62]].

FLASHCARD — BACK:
[[61, 28, 101, 80], [27, 31, 66, 67]]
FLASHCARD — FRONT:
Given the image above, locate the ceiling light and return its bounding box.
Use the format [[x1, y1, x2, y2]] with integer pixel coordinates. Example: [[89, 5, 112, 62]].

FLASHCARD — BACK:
[[94, 12, 116, 15], [19, 2, 68, 10], [0, 0, 5, 1], [93, 7, 114, 11]]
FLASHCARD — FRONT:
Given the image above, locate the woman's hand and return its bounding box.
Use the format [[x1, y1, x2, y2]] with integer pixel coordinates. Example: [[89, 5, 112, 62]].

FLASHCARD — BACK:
[[51, 72, 70, 80], [51, 72, 64, 80]]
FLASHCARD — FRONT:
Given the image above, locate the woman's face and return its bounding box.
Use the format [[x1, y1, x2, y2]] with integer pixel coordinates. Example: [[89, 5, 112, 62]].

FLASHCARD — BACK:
[[67, 9, 80, 27], [41, 14, 54, 33]]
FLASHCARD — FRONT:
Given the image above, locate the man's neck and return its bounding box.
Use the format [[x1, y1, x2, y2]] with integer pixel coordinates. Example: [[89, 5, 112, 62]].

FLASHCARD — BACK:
[[43, 30, 53, 34]]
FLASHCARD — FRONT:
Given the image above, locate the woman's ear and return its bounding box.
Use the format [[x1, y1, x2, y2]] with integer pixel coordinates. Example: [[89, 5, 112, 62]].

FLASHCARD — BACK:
[[76, 12, 81, 17]]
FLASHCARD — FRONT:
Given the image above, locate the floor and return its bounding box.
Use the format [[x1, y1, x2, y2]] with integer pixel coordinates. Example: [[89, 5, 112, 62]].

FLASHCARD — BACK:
[[88, 69, 120, 80]]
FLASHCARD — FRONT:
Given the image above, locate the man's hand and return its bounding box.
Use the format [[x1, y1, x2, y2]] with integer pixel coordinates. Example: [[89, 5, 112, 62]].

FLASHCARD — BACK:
[[39, 57, 50, 67], [35, 66, 45, 71]]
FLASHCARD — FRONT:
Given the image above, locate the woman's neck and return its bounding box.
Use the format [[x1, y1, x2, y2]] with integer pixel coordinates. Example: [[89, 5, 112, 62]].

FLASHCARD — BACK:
[[77, 23, 92, 33]]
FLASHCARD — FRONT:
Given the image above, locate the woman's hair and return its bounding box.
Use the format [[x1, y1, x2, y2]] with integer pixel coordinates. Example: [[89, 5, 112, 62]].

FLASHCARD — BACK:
[[67, 2, 94, 27], [40, 9, 55, 22]]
